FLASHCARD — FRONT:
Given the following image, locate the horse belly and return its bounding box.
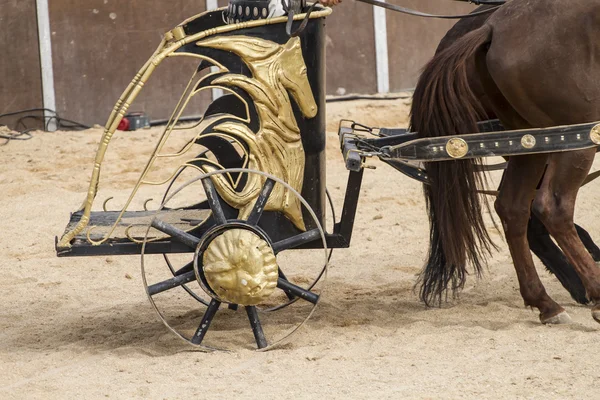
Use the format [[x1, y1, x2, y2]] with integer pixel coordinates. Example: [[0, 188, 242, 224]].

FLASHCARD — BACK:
[[485, 0, 600, 126]]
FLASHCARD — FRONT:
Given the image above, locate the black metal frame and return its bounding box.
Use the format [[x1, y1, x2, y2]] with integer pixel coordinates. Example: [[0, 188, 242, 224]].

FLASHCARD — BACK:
[[56, 169, 364, 256]]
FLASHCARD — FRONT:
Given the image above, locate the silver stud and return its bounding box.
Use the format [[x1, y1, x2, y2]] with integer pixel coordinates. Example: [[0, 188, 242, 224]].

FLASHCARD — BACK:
[[238, 6, 242, 15], [246, 6, 250, 16], [254, 7, 258, 17], [262, 7, 267, 17], [561, 135, 565, 141]]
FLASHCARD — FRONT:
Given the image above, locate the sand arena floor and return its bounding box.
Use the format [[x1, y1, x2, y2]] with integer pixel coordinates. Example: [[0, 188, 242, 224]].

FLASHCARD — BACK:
[[0, 98, 598, 399]]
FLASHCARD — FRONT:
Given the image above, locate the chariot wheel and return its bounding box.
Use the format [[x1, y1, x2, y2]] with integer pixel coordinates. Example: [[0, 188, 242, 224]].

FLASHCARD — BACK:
[[141, 168, 328, 351], [158, 153, 335, 309]]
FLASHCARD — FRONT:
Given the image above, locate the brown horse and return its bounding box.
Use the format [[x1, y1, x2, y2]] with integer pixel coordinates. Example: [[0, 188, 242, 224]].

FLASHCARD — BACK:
[[410, 0, 600, 324], [435, 5, 600, 307]]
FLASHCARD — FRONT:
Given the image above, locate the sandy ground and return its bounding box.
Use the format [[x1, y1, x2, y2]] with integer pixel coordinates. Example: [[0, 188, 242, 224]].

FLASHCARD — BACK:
[[1, 97, 599, 399]]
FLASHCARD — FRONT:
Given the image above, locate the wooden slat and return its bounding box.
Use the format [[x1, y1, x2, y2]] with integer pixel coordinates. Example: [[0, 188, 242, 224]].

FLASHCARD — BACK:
[[62, 209, 211, 242], [325, 4, 378, 95], [0, 1, 43, 129], [386, 1, 473, 91], [48, 0, 212, 126]]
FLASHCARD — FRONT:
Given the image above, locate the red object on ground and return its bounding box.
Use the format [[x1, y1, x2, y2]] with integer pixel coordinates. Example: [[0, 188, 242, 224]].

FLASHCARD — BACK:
[[117, 117, 131, 131]]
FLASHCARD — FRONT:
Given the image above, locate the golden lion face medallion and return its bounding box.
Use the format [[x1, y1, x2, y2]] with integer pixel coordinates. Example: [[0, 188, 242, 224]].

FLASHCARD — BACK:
[[202, 229, 278, 306]]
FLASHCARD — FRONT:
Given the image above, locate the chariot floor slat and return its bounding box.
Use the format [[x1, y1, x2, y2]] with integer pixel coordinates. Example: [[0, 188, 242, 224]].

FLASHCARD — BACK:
[[59, 208, 211, 248]]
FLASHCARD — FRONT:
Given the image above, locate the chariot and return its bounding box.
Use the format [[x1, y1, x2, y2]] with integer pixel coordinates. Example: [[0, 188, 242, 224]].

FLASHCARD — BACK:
[[56, 1, 600, 350]]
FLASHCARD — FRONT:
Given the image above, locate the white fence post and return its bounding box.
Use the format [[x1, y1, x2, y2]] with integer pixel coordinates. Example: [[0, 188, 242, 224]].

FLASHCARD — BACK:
[[206, 0, 224, 101], [36, 0, 57, 131], [373, 2, 390, 94]]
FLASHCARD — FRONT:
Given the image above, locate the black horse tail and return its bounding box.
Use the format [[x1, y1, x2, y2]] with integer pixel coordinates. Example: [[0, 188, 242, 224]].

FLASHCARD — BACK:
[[410, 25, 495, 306]]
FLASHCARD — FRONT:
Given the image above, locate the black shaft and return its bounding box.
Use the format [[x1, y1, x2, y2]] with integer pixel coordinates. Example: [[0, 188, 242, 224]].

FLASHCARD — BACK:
[[202, 178, 227, 225], [272, 229, 321, 254], [278, 269, 295, 301], [245, 306, 268, 349], [147, 270, 196, 296], [277, 278, 319, 304], [174, 261, 194, 276], [247, 179, 275, 225], [151, 219, 200, 249], [191, 299, 221, 345]]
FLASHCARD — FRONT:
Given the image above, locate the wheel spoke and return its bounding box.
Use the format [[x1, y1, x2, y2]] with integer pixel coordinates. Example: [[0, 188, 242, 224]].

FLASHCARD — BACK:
[[191, 299, 221, 345], [278, 269, 295, 301], [277, 278, 319, 304], [245, 306, 268, 349], [173, 261, 194, 276], [246, 178, 275, 225], [147, 270, 196, 296], [201, 177, 227, 225], [272, 229, 321, 254], [151, 219, 200, 249]]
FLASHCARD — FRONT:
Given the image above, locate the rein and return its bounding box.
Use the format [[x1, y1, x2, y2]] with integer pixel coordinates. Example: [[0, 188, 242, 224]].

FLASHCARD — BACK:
[[352, 0, 504, 19], [284, 0, 505, 37]]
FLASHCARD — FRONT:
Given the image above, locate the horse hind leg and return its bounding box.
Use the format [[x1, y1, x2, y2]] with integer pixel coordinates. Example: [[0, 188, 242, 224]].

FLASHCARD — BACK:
[[575, 224, 600, 263], [532, 149, 600, 322], [495, 154, 571, 324], [527, 215, 588, 305], [475, 32, 572, 323]]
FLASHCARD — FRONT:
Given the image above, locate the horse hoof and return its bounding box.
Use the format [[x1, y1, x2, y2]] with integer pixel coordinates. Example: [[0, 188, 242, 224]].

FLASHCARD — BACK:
[[540, 311, 572, 325], [592, 307, 600, 323]]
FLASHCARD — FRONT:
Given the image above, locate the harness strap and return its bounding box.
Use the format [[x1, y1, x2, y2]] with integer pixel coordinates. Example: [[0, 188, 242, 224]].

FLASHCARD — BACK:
[[284, 1, 320, 37], [457, 0, 506, 5], [284, 0, 503, 37], [353, 0, 501, 19]]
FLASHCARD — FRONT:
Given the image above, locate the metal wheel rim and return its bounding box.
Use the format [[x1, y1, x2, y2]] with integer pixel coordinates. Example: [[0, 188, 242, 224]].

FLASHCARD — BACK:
[[141, 167, 328, 351]]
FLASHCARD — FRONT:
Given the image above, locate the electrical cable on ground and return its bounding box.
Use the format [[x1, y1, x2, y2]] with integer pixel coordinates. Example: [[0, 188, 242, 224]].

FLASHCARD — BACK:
[[0, 108, 91, 146]]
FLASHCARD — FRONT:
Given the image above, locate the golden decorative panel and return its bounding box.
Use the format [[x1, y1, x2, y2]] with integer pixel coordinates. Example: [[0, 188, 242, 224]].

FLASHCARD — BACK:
[[57, 8, 332, 248], [196, 35, 317, 231]]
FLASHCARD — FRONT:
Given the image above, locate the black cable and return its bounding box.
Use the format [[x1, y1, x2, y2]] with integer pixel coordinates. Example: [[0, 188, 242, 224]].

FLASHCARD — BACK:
[[148, 94, 413, 126], [0, 108, 56, 119], [0, 108, 91, 145], [325, 93, 412, 103], [3, 95, 412, 144]]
